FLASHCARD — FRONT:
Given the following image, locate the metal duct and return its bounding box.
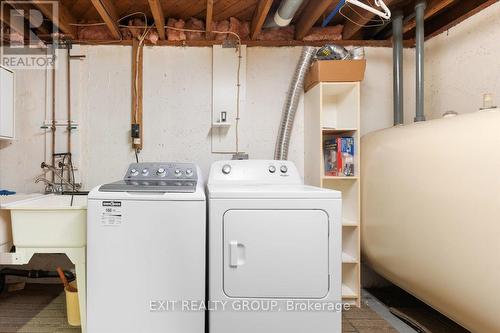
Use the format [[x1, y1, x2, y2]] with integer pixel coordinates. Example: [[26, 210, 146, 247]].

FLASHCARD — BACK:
[[274, 46, 316, 160], [415, 0, 426, 122], [392, 11, 404, 125], [265, 0, 304, 27]]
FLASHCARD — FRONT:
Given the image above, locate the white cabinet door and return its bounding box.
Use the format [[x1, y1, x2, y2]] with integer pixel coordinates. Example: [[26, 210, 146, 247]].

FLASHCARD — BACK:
[[223, 209, 329, 298], [0, 66, 14, 139]]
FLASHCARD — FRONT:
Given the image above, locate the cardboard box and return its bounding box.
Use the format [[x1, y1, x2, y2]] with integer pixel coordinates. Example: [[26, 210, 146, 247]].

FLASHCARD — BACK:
[[304, 60, 366, 91]]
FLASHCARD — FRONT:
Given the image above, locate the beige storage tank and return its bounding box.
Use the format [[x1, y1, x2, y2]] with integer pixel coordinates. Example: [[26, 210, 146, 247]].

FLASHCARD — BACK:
[[361, 110, 500, 333]]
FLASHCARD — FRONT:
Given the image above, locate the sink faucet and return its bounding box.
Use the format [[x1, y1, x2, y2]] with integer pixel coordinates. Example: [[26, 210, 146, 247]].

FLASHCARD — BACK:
[[35, 177, 58, 193], [37, 161, 82, 194]]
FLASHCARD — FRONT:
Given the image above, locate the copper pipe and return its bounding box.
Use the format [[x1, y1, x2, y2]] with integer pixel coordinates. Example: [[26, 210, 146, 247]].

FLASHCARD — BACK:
[[67, 48, 72, 183], [51, 52, 56, 183]]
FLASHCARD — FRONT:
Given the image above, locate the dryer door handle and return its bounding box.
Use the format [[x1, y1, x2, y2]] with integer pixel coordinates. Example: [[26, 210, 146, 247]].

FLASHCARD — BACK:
[[229, 241, 246, 267]]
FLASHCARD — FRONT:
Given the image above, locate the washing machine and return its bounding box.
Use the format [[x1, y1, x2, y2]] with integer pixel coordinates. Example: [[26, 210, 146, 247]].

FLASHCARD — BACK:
[[87, 162, 205, 333], [207, 160, 342, 333]]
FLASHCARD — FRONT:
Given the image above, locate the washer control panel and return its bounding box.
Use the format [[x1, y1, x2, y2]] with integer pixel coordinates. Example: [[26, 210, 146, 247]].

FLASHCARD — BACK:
[[124, 163, 197, 181], [99, 163, 199, 193]]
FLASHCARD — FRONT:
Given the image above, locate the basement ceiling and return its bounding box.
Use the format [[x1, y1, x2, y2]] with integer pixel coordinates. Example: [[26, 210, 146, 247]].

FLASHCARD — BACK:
[[1, 0, 497, 46]]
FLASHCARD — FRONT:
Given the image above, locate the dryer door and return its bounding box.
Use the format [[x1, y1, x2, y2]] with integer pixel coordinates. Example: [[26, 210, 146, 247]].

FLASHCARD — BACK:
[[223, 209, 329, 298]]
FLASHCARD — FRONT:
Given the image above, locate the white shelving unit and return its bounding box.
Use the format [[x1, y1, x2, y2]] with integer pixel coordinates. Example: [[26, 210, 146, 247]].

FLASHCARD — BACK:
[[304, 81, 361, 307]]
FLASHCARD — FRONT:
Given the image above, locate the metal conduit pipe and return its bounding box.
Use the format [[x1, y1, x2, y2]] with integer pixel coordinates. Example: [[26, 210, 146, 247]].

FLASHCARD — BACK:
[[392, 11, 404, 125], [265, 0, 305, 27], [274, 46, 316, 160], [415, 0, 426, 122]]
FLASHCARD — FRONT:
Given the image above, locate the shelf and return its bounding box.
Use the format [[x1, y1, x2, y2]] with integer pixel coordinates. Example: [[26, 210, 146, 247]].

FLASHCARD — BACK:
[[305, 80, 361, 307], [342, 284, 358, 299], [212, 122, 231, 128], [342, 252, 358, 264], [343, 219, 359, 227], [323, 176, 359, 180], [322, 128, 357, 134]]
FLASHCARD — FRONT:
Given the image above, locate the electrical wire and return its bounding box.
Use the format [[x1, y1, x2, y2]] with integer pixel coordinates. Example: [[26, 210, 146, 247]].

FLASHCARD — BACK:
[[235, 46, 242, 154]]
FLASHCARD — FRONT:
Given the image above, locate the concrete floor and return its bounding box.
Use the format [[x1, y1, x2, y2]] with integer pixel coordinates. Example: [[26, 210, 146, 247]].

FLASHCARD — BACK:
[[0, 284, 401, 333]]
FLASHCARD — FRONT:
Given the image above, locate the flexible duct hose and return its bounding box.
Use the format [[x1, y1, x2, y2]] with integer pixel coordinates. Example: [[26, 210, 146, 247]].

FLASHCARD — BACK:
[[274, 46, 316, 160]]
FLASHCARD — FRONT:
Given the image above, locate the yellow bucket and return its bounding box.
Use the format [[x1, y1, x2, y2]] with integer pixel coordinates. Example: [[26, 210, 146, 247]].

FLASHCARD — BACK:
[[64, 281, 81, 327]]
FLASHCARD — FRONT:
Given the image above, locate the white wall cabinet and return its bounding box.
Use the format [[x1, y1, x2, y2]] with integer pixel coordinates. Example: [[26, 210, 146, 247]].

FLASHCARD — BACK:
[[0, 65, 15, 139]]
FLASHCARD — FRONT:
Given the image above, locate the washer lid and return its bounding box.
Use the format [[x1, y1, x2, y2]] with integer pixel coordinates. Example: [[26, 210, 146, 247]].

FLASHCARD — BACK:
[[207, 184, 341, 199]]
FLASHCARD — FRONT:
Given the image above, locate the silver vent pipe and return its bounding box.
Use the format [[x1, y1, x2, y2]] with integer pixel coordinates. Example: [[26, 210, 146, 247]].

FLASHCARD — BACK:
[[392, 11, 404, 125], [274, 46, 315, 160], [265, 0, 305, 27], [415, 0, 426, 122]]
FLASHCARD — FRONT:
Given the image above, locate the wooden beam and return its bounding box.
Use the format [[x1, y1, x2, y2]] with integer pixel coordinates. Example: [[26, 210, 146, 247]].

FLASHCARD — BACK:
[[295, 0, 337, 40], [148, 0, 165, 40], [425, 0, 497, 40], [403, 0, 455, 34], [131, 39, 144, 150], [31, 0, 76, 37], [206, 0, 214, 38], [73, 37, 412, 48], [250, 0, 273, 40], [342, 0, 396, 40], [90, 0, 121, 39]]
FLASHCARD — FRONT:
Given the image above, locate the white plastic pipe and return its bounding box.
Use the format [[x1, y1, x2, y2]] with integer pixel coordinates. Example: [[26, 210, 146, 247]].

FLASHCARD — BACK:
[[265, 0, 304, 27]]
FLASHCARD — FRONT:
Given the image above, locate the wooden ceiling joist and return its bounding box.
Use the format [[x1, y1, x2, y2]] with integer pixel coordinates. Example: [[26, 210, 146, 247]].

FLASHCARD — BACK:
[[30, 0, 76, 37], [403, 0, 455, 34], [425, 0, 497, 40], [342, 0, 396, 40], [148, 0, 166, 40], [9, 0, 495, 45], [206, 0, 214, 37], [295, 0, 336, 40], [250, 0, 273, 40], [90, 0, 121, 39]]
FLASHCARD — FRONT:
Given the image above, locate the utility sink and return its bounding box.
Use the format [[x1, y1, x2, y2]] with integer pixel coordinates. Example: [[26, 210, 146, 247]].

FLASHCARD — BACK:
[[5, 194, 87, 248]]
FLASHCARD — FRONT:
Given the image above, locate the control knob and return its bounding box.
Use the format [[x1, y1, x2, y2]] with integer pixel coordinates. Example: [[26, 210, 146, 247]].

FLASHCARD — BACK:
[[186, 169, 193, 177], [268, 165, 276, 173], [156, 168, 166, 176], [130, 168, 139, 176], [174, 169, 182, 177], [280, 165, 288, 173], [222, 164, 232, 175]]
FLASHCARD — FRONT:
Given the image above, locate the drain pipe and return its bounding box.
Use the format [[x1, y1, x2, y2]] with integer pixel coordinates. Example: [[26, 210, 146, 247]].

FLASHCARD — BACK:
[[274, 46, 315, 160], [392, 11, 404, 125], [415, 0, 426, 122], [265, 0, 304, 27]]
